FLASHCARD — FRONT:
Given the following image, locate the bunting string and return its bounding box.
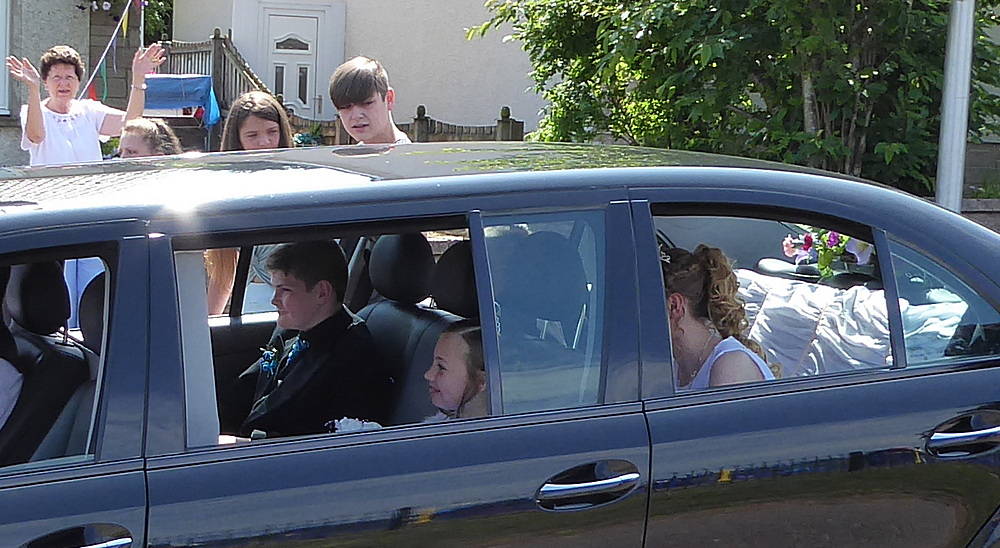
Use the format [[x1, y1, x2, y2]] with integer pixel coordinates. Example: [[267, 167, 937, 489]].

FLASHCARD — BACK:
[[78, 0, 135, 100]]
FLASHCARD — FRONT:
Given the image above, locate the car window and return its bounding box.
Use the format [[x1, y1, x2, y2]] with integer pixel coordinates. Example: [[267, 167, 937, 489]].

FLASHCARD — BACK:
[[483, 211, 605, 414], [242, 244, 282, 313], [175, 213, 617, 448], [887, 238, 1000, 366], [0, 253, 110, 468], [653, 214, 888, 390]]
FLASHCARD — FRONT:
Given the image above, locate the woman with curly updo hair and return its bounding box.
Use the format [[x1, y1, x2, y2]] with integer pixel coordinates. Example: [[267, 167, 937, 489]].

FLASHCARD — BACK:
[[662, 245, 774, 389]]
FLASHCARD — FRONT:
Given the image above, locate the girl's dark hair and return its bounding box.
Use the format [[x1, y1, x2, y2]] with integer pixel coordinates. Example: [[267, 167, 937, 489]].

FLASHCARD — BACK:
[[661, 244, 765, 359], [220, 91, 295, 151]]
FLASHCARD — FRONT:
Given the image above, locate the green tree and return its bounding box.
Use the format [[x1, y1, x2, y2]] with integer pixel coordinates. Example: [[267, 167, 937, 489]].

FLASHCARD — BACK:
[[143, 0, 173, 42], [471, 0, 1000, 194]]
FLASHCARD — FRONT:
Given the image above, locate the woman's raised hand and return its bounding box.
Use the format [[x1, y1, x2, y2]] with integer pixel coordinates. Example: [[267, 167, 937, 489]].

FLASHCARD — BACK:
[[6, 56, 41, 88], [131, 43, 166, 81]]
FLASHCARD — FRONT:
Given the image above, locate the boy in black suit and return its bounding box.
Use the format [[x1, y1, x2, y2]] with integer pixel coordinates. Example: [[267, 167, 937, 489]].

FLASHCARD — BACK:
[[239, 241, 390, 437]]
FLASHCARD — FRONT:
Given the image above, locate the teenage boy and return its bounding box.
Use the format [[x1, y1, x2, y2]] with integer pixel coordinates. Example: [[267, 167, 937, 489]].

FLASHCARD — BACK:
[[329, 56, 411, 145], [239, 241, 391, 437]]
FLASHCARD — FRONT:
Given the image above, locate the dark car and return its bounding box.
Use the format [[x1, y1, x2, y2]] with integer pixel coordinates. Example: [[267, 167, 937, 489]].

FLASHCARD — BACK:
[[0, 142, 999, 547]]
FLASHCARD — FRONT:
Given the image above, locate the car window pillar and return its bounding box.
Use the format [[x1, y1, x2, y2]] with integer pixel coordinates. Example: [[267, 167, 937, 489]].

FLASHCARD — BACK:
[[468, 210, 504, 416], [629, 200, 674, 399], [873, 228, 908, 370]]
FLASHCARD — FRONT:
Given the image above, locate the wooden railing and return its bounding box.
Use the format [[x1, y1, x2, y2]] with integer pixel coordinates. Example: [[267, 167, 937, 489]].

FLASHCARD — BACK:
[[162, 28, 273, 113], [287, 105, 525, 145]]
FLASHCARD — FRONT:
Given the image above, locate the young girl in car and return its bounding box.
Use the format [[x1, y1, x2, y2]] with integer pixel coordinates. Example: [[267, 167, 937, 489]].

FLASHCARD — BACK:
[[424, 322, 488, 421]]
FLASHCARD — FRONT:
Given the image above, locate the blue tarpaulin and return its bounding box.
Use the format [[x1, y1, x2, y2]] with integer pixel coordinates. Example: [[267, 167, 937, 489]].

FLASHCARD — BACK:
[[145, 74, 221, 127]]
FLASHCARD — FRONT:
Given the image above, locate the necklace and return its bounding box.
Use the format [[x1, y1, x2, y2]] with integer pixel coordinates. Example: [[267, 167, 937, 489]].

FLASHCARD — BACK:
[[680, 331, 717, 386]]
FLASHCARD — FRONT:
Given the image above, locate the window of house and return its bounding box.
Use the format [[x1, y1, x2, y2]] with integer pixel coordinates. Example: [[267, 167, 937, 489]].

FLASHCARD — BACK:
[[0, 251, 110, 468], [653, 214, 888, 389]]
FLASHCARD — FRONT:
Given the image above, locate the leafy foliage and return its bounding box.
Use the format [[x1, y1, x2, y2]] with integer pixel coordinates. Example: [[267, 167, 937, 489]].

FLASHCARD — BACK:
[[143, 0, 173, 42], [471, 0, 1000, 194]]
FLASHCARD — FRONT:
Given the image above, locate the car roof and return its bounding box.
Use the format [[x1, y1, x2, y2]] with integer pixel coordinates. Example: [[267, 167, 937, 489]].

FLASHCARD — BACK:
[[0, 141, 977, 241]]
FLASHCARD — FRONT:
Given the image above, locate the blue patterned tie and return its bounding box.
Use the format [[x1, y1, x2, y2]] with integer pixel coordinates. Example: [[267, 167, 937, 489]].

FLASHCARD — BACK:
[[286, 337, 310, 367]]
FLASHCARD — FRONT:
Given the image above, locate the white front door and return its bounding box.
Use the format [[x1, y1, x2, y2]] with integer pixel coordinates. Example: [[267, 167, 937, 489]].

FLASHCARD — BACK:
[[267, 13, 320, 118]]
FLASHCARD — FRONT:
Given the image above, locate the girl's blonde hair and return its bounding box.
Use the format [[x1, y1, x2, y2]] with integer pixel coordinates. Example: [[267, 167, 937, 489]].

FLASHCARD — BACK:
[[122, 118, 182, 156]]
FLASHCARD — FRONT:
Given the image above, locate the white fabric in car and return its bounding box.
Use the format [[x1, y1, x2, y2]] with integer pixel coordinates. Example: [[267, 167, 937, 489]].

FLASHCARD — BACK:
[[738, 269, 969, 375], [738, 269, 890, 376]]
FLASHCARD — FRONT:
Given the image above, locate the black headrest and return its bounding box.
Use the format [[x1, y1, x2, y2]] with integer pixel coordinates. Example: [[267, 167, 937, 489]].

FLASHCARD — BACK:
[[5, 262, 70, 335], [496, 231, 587, 329], [79, 272, 106, 353], [369, 233, 434, 304], [431, 241, 478, 318]]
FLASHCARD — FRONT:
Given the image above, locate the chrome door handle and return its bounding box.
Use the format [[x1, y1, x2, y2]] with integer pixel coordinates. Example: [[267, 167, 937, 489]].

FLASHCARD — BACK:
[[537, 472, 640, 501], [928, 424, 1000, 450], [78, 537, 132, 548]]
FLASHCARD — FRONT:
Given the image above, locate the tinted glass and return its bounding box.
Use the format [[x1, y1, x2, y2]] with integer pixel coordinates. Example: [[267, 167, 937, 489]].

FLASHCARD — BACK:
[[1, 255, 108, 467], [888, 239, 1000, 365], [484, 211, 605, 413]]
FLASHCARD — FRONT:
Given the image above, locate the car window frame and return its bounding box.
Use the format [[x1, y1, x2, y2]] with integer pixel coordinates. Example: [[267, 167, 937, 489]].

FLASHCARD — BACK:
[[147, 186, 639, 457], [0, 222, 148, 484], [632, 199, 913, 401]]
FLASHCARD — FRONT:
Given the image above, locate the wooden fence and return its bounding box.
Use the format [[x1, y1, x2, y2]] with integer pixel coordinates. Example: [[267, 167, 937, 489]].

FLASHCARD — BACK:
[[287, 104, 525, 145], [162, 28, 274, 115]]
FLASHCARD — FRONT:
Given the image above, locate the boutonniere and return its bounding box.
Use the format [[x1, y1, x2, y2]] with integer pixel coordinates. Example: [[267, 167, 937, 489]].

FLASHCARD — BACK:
[[259, 345, 278, 374], [287, 338, 310, 366]]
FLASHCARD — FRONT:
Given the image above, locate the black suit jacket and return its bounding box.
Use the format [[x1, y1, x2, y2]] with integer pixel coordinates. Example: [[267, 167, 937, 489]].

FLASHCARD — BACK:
[[239, 306, 391, 437]]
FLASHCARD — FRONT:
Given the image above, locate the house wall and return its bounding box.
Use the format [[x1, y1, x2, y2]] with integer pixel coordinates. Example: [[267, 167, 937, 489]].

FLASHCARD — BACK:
[[173, 0, 545, 130], [172, 0, 234, 43], [344, 0, 545, 130], [0, 0, 91, 166]]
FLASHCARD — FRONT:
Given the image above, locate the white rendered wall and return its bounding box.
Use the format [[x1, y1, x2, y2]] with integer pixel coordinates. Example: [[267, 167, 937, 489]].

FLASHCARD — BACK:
[[171, 0, 545, 131], [172, 0, 235, 42], [344, 0, 545, 130]]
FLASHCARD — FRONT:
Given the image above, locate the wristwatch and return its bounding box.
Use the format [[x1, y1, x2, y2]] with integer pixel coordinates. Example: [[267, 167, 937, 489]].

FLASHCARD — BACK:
[[131, 82, 147, 90]]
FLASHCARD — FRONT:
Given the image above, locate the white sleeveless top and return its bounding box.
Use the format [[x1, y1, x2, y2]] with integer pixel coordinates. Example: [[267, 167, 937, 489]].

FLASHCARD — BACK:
[[682, 337, 774, 390]]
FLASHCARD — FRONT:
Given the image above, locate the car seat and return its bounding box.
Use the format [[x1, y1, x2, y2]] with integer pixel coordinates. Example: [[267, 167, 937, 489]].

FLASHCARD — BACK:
[[31, 272, 106, 461], [0, 262, 89, 466], [357, 233, 463, 425]]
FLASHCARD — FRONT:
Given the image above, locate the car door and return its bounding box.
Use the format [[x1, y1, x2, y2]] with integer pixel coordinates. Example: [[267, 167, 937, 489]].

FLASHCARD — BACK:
[[143, 189, 650, 547], [0, 222, 148, 548], [631, 183, 1000, 548]]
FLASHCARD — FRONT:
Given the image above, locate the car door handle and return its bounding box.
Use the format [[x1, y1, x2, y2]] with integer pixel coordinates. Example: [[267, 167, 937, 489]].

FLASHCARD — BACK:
[[928, 424, 1000, 451], [537, 472, 640, 501], [77, 537, 133, 548]]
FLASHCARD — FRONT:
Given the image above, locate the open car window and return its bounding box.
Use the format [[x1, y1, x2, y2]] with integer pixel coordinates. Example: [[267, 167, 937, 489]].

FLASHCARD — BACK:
[[654, 213, 888, 389]]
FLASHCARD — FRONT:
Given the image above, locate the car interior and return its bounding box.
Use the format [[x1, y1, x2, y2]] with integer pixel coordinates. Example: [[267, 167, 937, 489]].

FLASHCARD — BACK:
[[0, 248, 112, 467], [195, 213, 605, 443], [654, 212, 1000, 380]]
